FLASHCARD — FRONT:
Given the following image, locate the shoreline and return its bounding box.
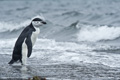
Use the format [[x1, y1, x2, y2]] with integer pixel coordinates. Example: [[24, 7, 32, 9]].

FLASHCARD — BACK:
[[0, 54, 120, 80]]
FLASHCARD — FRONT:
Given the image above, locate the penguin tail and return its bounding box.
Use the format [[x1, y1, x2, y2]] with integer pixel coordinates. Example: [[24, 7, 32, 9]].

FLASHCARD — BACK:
[[8, 59, 15, 64]]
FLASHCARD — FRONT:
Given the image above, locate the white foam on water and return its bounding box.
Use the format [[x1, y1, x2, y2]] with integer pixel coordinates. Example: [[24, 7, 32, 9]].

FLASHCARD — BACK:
[[77, 25, 120, 42], [1, 38, 120, 67], [0, 20, 31, 32], [32, 39, 120, 67], [0, 38, 16, 54]]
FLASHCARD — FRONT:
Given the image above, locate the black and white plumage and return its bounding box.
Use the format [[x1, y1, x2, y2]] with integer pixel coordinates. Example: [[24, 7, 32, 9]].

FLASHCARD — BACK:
[[8, 18, 46, 65]]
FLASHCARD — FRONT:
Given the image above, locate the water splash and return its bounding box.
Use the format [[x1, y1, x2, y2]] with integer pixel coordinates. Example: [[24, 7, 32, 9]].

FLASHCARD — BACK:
[[77, 25, 120, 42]]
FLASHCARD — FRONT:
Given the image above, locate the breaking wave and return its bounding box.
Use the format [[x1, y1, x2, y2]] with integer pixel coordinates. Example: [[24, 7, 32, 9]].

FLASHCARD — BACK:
[[0, 21, 30, 33], [1, 18, 120, 43], [77, 25, 120, 42]]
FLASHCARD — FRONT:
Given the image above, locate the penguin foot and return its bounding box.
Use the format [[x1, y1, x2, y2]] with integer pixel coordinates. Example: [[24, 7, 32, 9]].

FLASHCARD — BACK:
[[8, 59, 15, 64]]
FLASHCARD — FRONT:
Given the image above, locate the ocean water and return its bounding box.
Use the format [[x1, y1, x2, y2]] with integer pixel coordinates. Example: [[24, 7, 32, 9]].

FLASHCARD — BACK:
[[0, 0, 120, 76]]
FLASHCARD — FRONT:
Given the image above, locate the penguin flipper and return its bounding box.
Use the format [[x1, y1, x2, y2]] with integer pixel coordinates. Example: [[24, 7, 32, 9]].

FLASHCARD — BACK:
[[26, 34, 32, 58]]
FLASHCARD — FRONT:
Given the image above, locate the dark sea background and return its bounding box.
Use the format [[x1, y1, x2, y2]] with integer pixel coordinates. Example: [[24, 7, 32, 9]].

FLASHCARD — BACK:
[[0, 0, 120, 80]]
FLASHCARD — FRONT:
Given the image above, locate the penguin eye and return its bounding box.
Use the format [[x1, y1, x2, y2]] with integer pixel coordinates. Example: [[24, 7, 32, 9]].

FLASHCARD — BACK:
[[36, 21, 41, 24], [32, 21, 41, 25]]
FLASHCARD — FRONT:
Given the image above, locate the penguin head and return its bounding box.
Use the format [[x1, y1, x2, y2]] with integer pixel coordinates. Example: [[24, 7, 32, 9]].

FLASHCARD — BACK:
[[32, 18, 47, 27]]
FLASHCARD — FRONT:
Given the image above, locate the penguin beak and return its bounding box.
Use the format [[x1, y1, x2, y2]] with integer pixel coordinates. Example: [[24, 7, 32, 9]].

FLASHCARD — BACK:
[[42, 21, 47, 24]]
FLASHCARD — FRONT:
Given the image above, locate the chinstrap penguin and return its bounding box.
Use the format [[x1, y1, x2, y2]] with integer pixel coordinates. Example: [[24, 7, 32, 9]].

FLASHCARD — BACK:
[[8, 17, 47, 65]]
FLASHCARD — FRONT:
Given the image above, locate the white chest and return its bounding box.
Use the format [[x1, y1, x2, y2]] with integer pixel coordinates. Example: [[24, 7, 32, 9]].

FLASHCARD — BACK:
[[31, 27, 40, 46]]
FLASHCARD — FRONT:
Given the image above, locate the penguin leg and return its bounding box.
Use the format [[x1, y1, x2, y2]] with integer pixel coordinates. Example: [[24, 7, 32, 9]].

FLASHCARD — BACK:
[[21, 38, 28, 65]]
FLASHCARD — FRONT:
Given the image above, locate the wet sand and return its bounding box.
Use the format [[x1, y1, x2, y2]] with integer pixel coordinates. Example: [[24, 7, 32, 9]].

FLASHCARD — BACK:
[[0, 54, 120, 80]]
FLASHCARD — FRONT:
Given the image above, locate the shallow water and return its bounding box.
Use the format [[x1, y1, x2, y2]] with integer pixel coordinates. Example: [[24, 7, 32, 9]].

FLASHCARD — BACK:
[[0, 54, 120, 80]]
